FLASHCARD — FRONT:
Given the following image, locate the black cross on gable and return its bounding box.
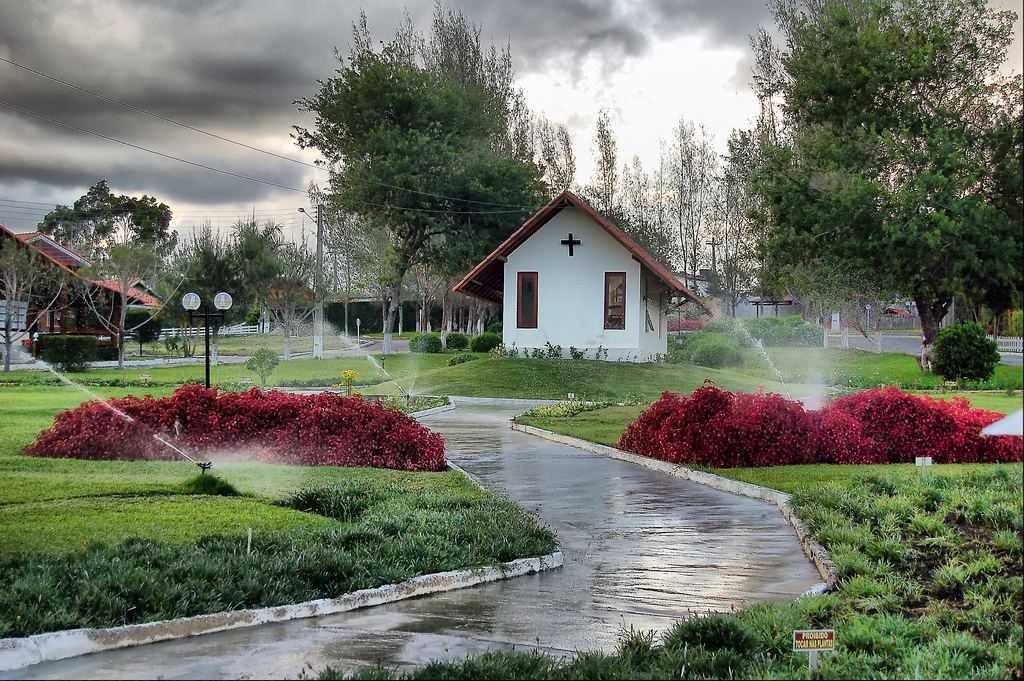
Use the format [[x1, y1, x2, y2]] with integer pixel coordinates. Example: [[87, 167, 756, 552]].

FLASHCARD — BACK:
[[560, 232, 581, 256]]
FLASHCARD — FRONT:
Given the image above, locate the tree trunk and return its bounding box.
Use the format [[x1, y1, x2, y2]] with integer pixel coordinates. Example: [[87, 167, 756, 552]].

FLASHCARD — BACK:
[[3, 315, 12, 372], [283, 325, 292, 360], [382, 279, 404, 355], [440, 287, 451, 349], [916, 295, 951, 348]]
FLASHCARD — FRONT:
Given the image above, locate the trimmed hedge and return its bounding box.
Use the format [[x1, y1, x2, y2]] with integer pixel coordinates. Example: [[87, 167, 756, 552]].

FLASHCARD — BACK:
[[469, 332, 501, 353], [25, 385, 447, 471], [409, 333, 443, 353], [683, 332, 744, 368], [932, 322, 1000, 382], [36, 335, 98, 372], [445, 332, 469, 350], [618, 384, 1021, 468]]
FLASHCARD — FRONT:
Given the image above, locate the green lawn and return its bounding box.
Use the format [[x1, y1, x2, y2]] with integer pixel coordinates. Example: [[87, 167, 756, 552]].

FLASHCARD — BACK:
[[365, 357, 797, 401], [732, 346, 1022, 390], [0, 353, 461, 388]]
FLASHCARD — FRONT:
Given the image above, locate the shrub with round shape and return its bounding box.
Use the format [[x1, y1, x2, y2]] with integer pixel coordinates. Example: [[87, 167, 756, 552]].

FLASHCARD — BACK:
[[469, 332, 501, 353], [24, 385, 447, 471], [486, 321, 502, 335], [409, 333, 443, 353], [685, 333, 744, 368], [445, 332, 469, 350], [932, 322, 1000, 382]]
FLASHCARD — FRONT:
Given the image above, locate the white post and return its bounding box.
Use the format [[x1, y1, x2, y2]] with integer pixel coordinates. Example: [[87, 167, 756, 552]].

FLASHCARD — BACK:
[[313, 204, 324, 360]]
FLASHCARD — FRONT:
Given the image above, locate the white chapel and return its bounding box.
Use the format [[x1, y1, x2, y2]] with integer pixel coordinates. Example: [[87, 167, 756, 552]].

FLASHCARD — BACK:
[[454, 191, 702, 362]]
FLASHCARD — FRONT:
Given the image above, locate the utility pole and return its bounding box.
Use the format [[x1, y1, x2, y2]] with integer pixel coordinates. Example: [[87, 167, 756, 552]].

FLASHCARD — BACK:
[[313, 203, 324, 359], [706, 237, 720, 274]]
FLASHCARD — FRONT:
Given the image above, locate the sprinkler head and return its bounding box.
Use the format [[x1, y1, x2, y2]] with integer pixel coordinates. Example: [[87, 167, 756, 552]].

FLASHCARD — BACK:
[[197, 461, 213, 475]]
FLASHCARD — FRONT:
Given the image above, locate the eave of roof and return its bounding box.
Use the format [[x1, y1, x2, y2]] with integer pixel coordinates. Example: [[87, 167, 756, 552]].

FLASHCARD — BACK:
[[452, 190, 703, 305]]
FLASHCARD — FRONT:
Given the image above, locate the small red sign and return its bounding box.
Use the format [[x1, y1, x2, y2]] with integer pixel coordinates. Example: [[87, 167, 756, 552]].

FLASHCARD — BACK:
[[793, 629, 835, 652]]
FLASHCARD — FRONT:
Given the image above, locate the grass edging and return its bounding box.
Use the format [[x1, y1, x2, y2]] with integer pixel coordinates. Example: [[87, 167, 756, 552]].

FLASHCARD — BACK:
[[508, 421, 836, 593], [0, 550, 564, 672]]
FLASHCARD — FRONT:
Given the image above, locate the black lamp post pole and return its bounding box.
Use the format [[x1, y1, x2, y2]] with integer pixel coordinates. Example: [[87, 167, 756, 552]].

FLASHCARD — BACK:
[[204, 305, 211, 389], [188, 305, 224, 389]]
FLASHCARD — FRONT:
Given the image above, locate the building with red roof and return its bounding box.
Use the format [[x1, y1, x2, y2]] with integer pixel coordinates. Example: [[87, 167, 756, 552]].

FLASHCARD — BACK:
[[1, 224, 161, 353]]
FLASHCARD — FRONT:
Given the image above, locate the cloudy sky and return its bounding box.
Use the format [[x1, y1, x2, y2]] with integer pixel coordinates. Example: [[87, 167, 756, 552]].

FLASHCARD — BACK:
[[0, 0, 1021, 241]]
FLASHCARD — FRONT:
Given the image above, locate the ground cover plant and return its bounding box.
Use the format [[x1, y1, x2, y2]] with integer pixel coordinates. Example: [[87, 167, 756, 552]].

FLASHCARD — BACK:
[[619, 384, 1021, 468], [0, 386, 555, 637], [517, 391, 1022, 450], [0, 472, 556, 637], [25, 385, 446, 471], [330, 468, 1022, 680]]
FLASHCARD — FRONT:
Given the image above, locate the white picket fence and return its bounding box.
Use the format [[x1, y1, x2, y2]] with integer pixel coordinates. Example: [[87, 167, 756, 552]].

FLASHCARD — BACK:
[[159, 324, 260, 340], [994, 336, 1023, 353]]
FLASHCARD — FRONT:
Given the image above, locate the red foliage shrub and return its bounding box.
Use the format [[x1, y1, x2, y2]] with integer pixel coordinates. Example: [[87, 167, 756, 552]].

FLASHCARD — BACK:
[[24, 385, 447, 471], [668, 319, 708, 333], [618, 383, 1021, 468]]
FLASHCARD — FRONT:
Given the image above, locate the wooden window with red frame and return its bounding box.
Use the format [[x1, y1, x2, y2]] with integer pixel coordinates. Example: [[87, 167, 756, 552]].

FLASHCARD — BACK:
[[604, 272, 626, 330], [517, 271, 538, 329]]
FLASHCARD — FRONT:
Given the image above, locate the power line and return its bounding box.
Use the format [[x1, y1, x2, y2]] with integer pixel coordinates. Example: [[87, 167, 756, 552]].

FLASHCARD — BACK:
[[1, 100, 535, 216], [0, 55, 537, 210], [0, 55, 325, 172], [0, 99, 309, 194]]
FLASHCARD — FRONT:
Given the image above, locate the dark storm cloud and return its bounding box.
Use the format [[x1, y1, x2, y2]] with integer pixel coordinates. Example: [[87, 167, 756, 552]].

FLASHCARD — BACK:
[[648, 0, 771, 45], [0, 0, 759, 209]]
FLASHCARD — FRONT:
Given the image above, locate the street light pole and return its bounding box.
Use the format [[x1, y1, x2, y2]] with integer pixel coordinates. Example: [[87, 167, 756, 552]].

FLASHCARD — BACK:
[[314, 203, 324, 360], [300, 205, 326, 359], [182, 292, 232, 389]]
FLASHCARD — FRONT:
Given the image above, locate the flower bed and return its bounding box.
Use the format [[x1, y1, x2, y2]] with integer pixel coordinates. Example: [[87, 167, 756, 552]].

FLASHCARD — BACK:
[[618, 383, 1021, 467], [24, 385, 446, 471]]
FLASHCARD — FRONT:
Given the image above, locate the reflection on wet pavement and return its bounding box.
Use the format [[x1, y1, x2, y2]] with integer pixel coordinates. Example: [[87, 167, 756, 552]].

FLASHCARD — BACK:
[[5, 402, 821, 680]]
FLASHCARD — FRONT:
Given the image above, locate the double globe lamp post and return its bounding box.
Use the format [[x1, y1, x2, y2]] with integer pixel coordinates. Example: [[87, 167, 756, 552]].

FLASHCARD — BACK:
[[181, 291, 233, 389]]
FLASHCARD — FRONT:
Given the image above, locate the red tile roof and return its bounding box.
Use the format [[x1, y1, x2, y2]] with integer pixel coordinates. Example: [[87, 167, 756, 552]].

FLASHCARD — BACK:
[[452, 190, 703, 305], [1, 224, 160, 307], [94, 280, 162, 308]]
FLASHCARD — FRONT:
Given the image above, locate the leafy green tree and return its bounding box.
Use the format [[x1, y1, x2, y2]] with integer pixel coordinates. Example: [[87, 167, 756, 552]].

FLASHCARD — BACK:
[[38, 180, 174, 258], [244, 348, 279, 387], [750, 0, 1022, 347], [296, 10, 543, 353], [172, 224, 241, 365], [78, 241, 169, 369]]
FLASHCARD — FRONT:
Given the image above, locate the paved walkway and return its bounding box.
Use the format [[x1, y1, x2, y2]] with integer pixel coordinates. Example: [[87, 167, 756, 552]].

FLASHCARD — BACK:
[[6, 403, 820, 679]]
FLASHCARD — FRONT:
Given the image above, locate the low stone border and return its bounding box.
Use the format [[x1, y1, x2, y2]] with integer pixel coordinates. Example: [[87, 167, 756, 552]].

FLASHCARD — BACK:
[[509, 422, 836, 594], [408, 402, 457, 419], [450, 396, 560, 407], [0, 551, 563, 672]]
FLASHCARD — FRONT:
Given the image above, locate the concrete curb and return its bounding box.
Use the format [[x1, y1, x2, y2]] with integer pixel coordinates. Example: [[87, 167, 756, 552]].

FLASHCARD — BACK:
[[0, 551, 564, 672], [407, 402, 457, 419], [509, 422, 836, 593], [449, 396, 561, 407]]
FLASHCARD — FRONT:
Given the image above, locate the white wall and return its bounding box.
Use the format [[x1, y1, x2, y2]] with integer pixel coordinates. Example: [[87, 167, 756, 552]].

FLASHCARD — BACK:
[[501, 207, 667, 362]]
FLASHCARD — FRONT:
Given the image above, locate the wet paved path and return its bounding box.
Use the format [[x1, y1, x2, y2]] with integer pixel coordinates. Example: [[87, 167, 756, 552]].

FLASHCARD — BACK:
[[7, 402, 820, 679]]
